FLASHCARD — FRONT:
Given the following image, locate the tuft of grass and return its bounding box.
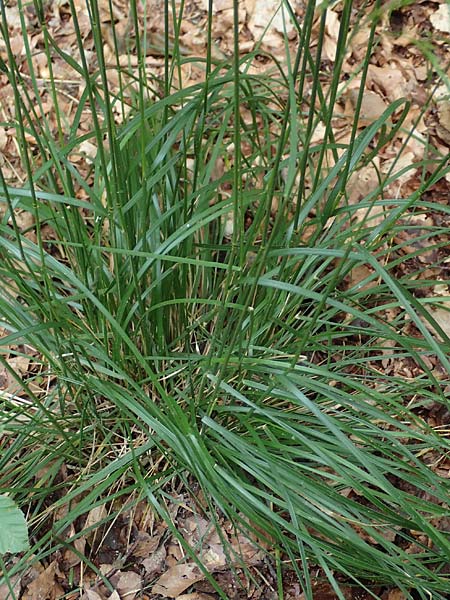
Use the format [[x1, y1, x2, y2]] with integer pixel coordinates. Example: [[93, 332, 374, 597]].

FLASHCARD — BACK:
[[1, 0, 450, 597]]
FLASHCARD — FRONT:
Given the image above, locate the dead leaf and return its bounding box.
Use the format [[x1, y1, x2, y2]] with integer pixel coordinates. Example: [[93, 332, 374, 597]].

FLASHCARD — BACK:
[[152, 564, 204, 598], [116, 571, 142, 600], [141, 544, 167, 576], [430, 4, 450, 33], [0, 572, 21, 599], [386, 590, 407, 600], [296, 580, 353, 599], [424, 307, 450, 342], [387, 25, 419, 48], [438, 101, 450, 130], [345, 160, 387, 228], [433, 283, 449, 297], [348, 89, 387, 126], [204, 0, 245, 38], [230, 537, 263, 565], [4, 5, 22, 28], [436, 123, 450, 146], [322, 10, 340, 61], [202, 543, 227, 569], [166, 541, 184, 566], [84, 504, 108, 551], [63, 524, 86, 567], [349, 26, 373, 62], [132, 531, 162, 558], [81, 591, 104, 600], [0, 126, 7, 152], [22, 561, 64, 600], [176, 594, 215, 600], [79, 140, 97, 164], [179, 515, 210, 544], [381, 338, 398, 369], [367, 64, 412, 103], [247, 0, 294, 38], [436, 100, 450, 146], [8, 355, 30, 374], [381, 151, 416, 188], [393, 217, 437, 265], [85, 505, 107, 529], [347, 264, 376, 292]]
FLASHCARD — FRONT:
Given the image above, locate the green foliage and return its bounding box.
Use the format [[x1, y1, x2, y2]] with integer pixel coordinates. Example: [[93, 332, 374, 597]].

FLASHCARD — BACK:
[[0, 0, 449, 598], [0, 495, 29, 555]]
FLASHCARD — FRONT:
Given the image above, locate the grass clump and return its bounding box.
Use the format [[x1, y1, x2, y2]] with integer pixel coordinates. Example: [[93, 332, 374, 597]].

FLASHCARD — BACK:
[[1, 0, 450, 598]]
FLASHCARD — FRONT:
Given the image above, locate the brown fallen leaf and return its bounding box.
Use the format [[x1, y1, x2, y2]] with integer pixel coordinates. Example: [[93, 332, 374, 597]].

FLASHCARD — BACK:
[[430, 4, 450, 33], [296, 580, 353, 599], [423, 307, 450, 342], [115, 571, 142, 600], [84, 504, 107, 545], [63, 524, 86, 567], [246, 0, 294, 37], [393, 218, 438, 265], [436, 101, 450, 147], [322, 9, 341, 62], [81, 590, 104, 600], [386, 590, 407, 600], [348, 89, 387, 127], [132, 531, 163, 558], [345, 160, 388, 228], [176, 594, 215, 600], [22, 561, 65, 600], [152, 564, 204, 598], [0, 571, 21, 599], [367, 64, 412, 103], [381, 151, 416, 188], [202, 543, 227, 570], [141, 544, 167, 576], [347, 264, 376, 292]]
